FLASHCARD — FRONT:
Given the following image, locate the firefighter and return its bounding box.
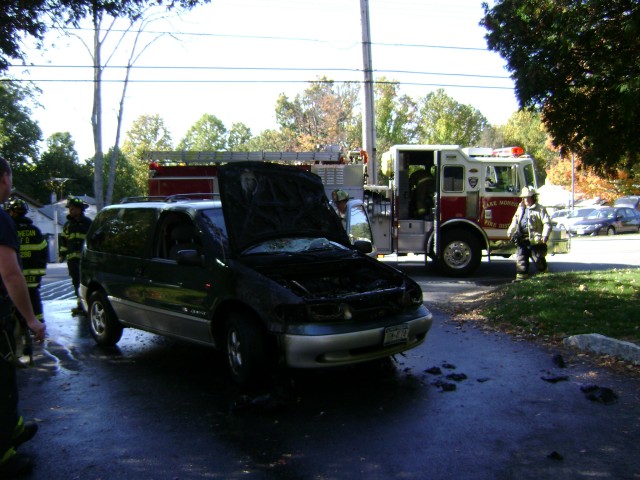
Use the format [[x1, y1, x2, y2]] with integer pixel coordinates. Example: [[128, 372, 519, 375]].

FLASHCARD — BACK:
[[60, 196, 92, 315], [507, 187, 551, 281], [331, 190, 349, 228], [3, 198, 47, 365], [0, 156, 46, 478]]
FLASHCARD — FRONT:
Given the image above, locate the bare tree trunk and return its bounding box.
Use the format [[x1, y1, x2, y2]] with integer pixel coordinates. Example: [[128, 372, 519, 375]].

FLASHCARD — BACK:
[[92, 10, 104, 211]]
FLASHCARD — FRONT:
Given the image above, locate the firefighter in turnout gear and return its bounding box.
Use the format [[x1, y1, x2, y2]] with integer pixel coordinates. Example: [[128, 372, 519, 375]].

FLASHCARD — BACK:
[[60, 196, 91, 315], [507, 187, 551, 281], [3, 198, 47, 365]]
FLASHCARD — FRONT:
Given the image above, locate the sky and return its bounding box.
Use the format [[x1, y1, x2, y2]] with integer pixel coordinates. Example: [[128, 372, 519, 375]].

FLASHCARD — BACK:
[[10, 0, 518, 161]]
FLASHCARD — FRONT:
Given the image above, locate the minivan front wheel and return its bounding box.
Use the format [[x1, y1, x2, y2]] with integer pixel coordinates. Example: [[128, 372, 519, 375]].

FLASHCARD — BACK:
[[88, 290, 123, 346], [224, 312, 267, 387]]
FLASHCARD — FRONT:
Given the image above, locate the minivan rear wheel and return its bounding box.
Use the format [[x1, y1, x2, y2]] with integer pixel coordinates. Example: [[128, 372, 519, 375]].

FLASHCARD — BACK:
[[224, 312, 267, 387], [88, 290, 123, 346]]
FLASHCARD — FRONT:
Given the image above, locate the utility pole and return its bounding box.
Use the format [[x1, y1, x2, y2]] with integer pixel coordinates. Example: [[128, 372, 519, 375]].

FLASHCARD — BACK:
[[360, 0, 377, 185]]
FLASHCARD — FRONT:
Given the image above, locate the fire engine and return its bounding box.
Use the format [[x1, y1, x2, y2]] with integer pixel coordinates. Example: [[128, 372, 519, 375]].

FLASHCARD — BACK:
[[144, 144, 569, 277], [365, 144, 569, 276]]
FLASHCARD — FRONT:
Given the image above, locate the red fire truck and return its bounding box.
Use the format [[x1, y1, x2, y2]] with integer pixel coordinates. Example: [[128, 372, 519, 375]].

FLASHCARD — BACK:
[[144, 145, 569, 277], [366, 144, 569, 276]]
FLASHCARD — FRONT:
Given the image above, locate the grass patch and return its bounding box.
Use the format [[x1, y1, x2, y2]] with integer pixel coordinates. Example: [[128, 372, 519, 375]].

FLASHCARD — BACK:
[[478, 268, 640, 343]]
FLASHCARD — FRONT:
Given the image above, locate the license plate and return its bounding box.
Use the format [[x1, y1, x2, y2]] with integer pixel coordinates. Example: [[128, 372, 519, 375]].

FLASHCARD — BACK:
[[383, 324, 409, 346]]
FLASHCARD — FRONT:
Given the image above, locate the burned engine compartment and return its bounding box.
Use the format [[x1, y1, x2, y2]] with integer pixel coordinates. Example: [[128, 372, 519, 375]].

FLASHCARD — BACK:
[[245, 254, 423, 322]]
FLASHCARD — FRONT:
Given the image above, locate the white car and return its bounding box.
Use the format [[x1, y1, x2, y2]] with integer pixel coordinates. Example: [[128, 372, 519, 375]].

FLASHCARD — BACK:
[[552, 207, 596, 234]]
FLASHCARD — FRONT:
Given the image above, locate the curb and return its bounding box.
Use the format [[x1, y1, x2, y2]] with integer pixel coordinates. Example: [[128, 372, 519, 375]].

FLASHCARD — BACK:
[[564, 334, 640, 365]]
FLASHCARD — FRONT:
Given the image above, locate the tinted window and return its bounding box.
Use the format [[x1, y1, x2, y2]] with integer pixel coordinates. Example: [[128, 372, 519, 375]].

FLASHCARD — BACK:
[[443, 166, 464, 192], [87, 207, 157, 257], [200, 208, 229, 258]]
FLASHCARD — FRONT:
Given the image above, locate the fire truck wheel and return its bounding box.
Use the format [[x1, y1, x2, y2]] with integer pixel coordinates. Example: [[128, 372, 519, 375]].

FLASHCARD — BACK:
[[437, 230, 482, 277]]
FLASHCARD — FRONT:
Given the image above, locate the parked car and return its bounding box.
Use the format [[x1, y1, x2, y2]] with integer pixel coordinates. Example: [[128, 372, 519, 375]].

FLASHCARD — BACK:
[[80, 161, 433, 386], [550, 207, 595, 234], [568, 207, 640, 236], [614, 195, 640, 212]]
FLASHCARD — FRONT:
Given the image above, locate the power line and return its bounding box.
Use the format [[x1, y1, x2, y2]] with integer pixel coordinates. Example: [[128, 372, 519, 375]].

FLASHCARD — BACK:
[[7, 63, 510, 80], [65, 26, 490, 52], [1, 77, 513, 90]]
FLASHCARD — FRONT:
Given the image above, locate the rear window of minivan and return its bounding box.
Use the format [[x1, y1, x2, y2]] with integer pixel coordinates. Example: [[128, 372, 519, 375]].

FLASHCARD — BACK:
[[87, 207, 158, 257]]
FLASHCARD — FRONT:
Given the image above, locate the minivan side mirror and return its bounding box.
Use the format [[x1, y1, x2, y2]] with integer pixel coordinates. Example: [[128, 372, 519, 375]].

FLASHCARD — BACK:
[[176, 249, 205, 267], [353, 240, 373, 254]]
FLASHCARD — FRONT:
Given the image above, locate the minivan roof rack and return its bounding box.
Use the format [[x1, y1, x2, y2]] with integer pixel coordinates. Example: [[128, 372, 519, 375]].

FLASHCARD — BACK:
[[119, 193, 220, 204]]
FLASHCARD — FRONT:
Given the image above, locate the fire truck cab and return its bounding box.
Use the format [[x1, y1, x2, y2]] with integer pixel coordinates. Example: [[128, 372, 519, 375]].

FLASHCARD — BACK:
[[366, 145, 569, 276]]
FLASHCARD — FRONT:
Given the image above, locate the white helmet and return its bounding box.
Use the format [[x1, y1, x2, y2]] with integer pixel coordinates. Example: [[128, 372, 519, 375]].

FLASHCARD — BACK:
[[520, 186, 536, 198]]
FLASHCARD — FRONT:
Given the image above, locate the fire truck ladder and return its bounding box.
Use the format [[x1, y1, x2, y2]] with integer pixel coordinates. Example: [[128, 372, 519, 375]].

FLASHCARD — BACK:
[[144, 151, 344, 165]]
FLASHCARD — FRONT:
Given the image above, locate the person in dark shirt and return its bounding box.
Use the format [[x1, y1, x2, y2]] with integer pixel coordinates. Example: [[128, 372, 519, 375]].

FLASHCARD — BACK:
[[0, 156, 46, 478], [3, 198, 47, 365]]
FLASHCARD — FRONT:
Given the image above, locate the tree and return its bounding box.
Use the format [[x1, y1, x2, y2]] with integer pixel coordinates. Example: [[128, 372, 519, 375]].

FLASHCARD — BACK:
[[34, 132, 93, 204], [416, 89, 489, 146], [482, 0, 640, 174], [0, 80, 42, 196], [227, 122, 252, 151], [178, 114, 227, 151], [374, 78, 418, 154], [99, 147, 140, 203], [0, 0, 210, 72], [245, 129, 295, 152], [275, 77, 361, 151], [121, 113, 174, 195], [546, 156, 623, 204], [500, 110, 557, 184]]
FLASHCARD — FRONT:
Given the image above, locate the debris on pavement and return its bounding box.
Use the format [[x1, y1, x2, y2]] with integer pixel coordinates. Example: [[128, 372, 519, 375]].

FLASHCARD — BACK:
[[580, 385, 619, 405]]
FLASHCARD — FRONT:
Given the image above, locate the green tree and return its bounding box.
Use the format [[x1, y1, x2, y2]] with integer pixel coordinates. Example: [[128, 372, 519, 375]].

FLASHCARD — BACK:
[[482, 0, 640, 174], [374, 78, 418, 154], [34, 132, 93, 204], [500, 110, 557, 184], [245, 129, 295, 152], [100, 147, 139, 203], [178, 114, 227, 151], [0, 80, 42, 196], [121, 113, 173, 196], [227, 122, 252, 151], [416, 89, 489, 146]]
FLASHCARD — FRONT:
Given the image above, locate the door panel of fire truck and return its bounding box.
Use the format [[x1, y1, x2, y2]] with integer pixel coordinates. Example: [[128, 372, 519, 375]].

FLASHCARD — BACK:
[[433, 159, 484, 277], [480, 164, 523, 240]]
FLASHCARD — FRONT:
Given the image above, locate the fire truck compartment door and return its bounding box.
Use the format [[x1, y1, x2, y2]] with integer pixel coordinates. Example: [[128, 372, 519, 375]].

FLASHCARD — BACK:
[[398, 220, 427, 253]]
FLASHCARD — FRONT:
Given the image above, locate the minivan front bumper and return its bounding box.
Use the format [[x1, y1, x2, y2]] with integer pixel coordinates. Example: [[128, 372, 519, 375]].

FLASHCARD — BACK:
[[283, 309, 433, 368]]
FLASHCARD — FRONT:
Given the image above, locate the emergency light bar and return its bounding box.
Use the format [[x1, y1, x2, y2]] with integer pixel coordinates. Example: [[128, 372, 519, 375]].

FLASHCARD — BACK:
[[492, 146, 524, 157]]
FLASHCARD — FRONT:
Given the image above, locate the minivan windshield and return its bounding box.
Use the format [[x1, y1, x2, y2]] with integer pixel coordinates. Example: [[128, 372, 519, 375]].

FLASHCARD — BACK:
[[244, 237, 348, 254]]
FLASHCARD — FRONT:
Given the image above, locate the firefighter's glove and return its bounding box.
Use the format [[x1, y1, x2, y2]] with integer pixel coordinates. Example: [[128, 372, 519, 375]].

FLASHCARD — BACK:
[[510, 231, 523, 245]]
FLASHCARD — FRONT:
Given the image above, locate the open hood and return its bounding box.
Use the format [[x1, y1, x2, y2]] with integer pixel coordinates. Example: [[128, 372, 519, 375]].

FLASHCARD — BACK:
[[217, 161, 350, 253]]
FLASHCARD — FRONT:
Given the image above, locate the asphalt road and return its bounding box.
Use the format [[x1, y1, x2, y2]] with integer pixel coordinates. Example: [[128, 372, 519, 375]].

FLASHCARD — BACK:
[[16, 234, 640, 480]]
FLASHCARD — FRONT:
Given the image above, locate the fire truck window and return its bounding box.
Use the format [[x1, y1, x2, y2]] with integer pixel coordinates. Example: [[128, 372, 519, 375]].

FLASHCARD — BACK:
[[443, 166, 464, 192], [485, 165, 515, 192], [523, 163, 536, 190]]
